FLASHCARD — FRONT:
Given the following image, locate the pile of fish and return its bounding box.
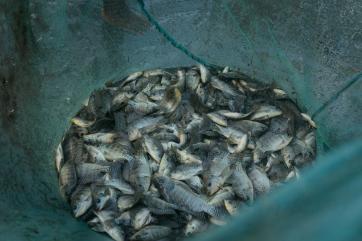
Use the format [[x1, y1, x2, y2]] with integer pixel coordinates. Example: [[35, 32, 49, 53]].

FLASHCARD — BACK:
[[56, 65, 316, 241]]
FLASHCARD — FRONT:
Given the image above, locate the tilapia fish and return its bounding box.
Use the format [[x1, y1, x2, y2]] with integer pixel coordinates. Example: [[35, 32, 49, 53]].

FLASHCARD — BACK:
[[56, 65, 316, 241]]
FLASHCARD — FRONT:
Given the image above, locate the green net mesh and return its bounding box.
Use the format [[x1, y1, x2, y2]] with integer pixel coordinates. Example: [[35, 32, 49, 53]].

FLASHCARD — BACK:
[[0, 0, 361, 240]]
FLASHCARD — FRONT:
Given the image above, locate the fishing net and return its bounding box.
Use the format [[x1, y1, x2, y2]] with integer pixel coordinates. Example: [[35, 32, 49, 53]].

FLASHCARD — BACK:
[[0, 0, 361, 240]]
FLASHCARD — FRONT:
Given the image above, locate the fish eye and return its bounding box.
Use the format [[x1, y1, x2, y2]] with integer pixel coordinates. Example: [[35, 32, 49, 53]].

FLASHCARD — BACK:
[[96, 198, 101, 204], [73, 204, 78, 210], [207, 182, 212, 187]]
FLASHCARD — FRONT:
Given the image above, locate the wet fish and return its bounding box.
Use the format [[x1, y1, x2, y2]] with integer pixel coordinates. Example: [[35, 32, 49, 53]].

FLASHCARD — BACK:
[[228, 163, 254, 202], [185, 218, 208, 236], [248, 166, 271, 195], [59, 161, 77, 198], [130, 151, 151, 192], [83, 132, 119, 144], [130, 225, 172, 241], [55, 143, 64, 173], [117, 195, 138, 212], [143, 136, 164, 163], [171, 163, 203, 180], [250, 105, 282, 120], [95, 211, 125, 241], [133, 208, 154, 230], [154, 176, 217, 216], [70, 185, 92, 217]]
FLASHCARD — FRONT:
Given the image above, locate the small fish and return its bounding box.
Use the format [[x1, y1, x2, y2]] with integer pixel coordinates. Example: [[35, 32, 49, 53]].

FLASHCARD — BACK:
[[59, 161, 77, 198], [143, 69, 166, 78], [154, 176, 217, 216], [128, 116, 164, 141], [158, 152, 175, 177], [207, 112, 228, 126], [95, 211, 125, 241], [127, 99, 158, 115], [92, 186, 113, 211], [256, 132, 293, 152], [133, 208, 154, 230], [71, 117, 96, 128], [185, 176, 204, 194], [76, 163, 109, 184], [84, 144, 107, 163], [143, 136, 164, 163], [228, 163, 254, 202], [70, 186, 92, 217], [130, 225, 172, 241], [117, 195, 138, 212], [115, 211, 132, 226], [199, 64, 210, 83], [208, 186, 235, 206], [111, 91, 134, 111], [83, 132, 119, 144], [265, 153, 282, 171], [175, 149, 202, 165], [281, 146, 295, 168], [171, 163, 203, 180], [160, 86, 182, 114], [184, 218, 208, 236], [142, 194, 178, 215], [186, 69, 200, 91], [210, 76, 238, 96], [102, 173, 135, 194], [98, 142, 135, 162], [130, 151, 151, 192], [248, 166, 271, 195], [217, 110, 251, 120], [250, 105, 283, 120], [224, 199, 244, 216], [286, 167, 300, 181], [175, 69, 186, 90], [273, 88, 288, 99], [300, 113, 317, 128], [55, 143, 64, 173], [227, 134, 248, 153], [231, 120, 268, 137]]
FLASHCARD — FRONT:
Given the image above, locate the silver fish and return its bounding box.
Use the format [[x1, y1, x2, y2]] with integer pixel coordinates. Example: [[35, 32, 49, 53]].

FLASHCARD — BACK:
[[159, 86, 182, 114], [158, 152, 175, 177], [143, 135, 164, 163], [199, 64, 210, 83], [300, 113, 317, 128], [248, 166, 271, 195], [59, 161, 77, 197], [224, 199, 244, 216], [130, 225, 172, 241], [154, 176, 217, 216], [207, 112, 228, 126], [185, 176, 204, 194], [83, 132, 118, 144], [228, 163, 254, 202], [85, 144, 107, 163], [117, 195, 138, 212], [256, 132, 293, 152], [184, 218, 208, 236], [208, 186, 235, 206], [95, 211, 125, 241], [70, 185, 92, 217], [55, 143, 64, 173], [133, 208, 154, 230], [142, 194, 178, 215], [186, 69, 200, 91], [130, 151, 151, 192], [171, 163, 203, 180], [128, 116, 164, 141], [102, 173, 135, 194], [250, 105, 282, 120], [217, 110, 251, 120]]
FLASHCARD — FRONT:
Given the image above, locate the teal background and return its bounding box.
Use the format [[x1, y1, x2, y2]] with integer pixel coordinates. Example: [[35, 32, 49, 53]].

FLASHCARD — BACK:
[[0, 0, 361, 240]]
